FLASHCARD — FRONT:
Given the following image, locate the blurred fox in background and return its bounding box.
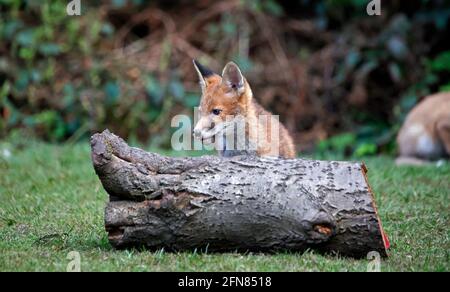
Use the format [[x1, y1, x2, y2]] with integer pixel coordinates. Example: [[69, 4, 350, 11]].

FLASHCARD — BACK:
[[396, 92, 450, 165]]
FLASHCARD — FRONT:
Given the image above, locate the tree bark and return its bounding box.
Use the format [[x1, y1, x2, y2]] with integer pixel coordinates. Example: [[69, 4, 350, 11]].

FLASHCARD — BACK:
[[91, 130, 389, 258]]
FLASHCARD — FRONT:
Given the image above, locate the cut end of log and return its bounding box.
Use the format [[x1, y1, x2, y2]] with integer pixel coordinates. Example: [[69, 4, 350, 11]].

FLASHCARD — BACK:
[[361, 162, 390, 254]]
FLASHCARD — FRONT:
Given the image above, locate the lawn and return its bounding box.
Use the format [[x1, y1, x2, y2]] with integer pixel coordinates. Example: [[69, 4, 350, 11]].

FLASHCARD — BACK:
[[0, 140, 449, 272]]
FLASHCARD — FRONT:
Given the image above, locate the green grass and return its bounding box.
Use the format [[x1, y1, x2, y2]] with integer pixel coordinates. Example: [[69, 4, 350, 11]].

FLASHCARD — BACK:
[[0, 140, 449, 272]]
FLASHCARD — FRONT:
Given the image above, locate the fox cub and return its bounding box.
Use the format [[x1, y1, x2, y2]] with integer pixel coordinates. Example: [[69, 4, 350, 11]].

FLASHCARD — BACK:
[[396, 92, 450, 165], [192, 60, 296, 158]]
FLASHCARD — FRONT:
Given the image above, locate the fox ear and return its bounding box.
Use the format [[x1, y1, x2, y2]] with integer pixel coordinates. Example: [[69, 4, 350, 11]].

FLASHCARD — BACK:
[[193, 59, 214, 91], [222, 62, 245, 95]]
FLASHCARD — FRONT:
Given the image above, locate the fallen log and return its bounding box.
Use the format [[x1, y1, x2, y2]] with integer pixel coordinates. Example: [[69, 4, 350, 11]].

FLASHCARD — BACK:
[[91, 130, 389, 258]]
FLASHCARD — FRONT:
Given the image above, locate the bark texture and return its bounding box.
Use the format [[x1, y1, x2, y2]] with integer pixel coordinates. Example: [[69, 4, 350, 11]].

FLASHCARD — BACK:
[[91, 130, 389, 258]]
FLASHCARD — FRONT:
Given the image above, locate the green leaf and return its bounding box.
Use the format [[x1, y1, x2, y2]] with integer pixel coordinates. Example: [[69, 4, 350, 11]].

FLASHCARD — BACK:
[[317, 132, 356, 154], [30, 69, 41, 83], [222, 16, 237, 35], [145, 75, 164, 104], [32, 110, 57, 127], [263, 0, 284, 16], [354, 143, 377, 157], [329, 133, 356, 151], [104, 81, 121, 105], [439, 83, 450, 92], [14, 70, 29, 91], [63, 84, 75, 106], [388, 62, 402, 83], [183, 93, 200, 108], [38, 43, 61, 56], [169, 80, 185, 101], [3, 20, 23, 40], [344, 50, 361, 70], [112, 0, 127, 8], [18, 47, 34, 60], [0, 82, 11, 100], [16, 29, 36, 46], [101, 23, 115, 36], [430, 51, 450, 72]]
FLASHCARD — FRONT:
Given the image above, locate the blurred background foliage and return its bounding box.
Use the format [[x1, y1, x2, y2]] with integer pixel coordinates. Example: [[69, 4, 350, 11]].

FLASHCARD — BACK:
[[0, 0, 449, 156]]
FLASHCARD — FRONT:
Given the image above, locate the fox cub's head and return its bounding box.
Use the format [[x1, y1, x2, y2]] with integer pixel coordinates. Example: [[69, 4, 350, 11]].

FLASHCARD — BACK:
[[192, 60, 252, 144]]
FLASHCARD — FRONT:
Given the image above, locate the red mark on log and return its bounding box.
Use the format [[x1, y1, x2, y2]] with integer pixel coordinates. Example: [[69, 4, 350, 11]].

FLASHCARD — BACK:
[[382, 231, 390, 250], [314, 225, 332, 236]]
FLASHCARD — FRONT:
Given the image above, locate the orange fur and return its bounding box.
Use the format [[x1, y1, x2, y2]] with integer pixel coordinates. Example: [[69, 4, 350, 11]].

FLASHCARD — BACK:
[[193, 61, 296, 158]]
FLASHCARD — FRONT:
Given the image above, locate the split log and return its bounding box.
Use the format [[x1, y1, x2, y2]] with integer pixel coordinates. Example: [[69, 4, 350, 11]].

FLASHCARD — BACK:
[[91, 130, 389, 258]]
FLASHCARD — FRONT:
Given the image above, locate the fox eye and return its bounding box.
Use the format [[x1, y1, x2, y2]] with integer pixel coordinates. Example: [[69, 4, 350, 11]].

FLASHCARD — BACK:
[[212, 109, 222, 115]]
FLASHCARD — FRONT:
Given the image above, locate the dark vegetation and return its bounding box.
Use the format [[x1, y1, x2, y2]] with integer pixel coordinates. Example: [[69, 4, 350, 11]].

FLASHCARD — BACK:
[[1, 0, 449, 156]]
